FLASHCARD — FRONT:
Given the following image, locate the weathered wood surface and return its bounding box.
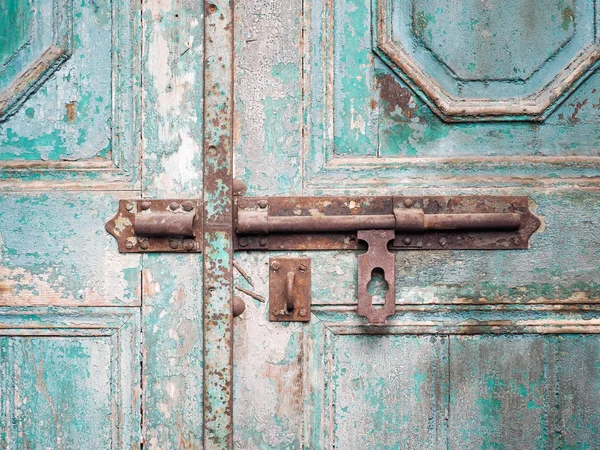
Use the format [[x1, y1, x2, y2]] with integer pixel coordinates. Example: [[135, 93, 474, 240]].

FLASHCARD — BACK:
[[233, 0, 600, 448], [141, 0, 205, 448]]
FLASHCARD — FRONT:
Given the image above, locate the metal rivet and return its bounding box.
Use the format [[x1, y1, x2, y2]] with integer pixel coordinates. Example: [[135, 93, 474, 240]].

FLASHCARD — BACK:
[[403, 236, 412, 245], [257, 200, 268, 209], [125, 241, 134, 249], [207, 3, 218, 13], [169, 240, 180, 249], [182, 201, 194, 212], [140, 240, 149, 250], [140, 201, 151, 211], [299, 308, 307, 317], [169, 202, 180, 211], [439, 237, 447, 247], [271, 261, 280, 271], [259, 237, 267, 247], [239, 237, 248, 247], [126, 203, 134, 211], [183, 239, 195, 251], [403, 198, 414, 208], [299, 263, 307, 272], [233, 297, 246, 317]]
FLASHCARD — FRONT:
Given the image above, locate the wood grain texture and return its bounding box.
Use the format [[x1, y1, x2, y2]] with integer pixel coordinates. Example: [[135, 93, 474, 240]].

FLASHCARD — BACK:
[[0, 308, 141, 449], [141, 0, 205, 448]]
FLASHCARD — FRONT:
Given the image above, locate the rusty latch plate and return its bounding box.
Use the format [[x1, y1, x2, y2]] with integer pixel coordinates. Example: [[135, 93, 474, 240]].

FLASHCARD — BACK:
[[269, 257, 311, 322], [105, 199, 202, 253], [234, 196, 540, 251]]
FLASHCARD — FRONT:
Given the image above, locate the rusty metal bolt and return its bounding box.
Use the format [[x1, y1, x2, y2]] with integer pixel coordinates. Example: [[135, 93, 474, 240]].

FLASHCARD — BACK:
[[238, 237, 248, 247], [299, 308, 307, 317], [439, 237, 448, 247], [169, 240, 180, 250], [233, 297, 246, 317], [182, 201, 195, 212], [299, 263, 307, 272], [207, 3, 218, 14], [259, 237, 267, 247], [140, 240, 150, 250], [126, 203, 135, 212], [403, 198, 414, 208], [125, 241, 134, 249], [403, 236, 413, 246], [169, 202, 180, 211], [271, 261, 280, 271], [232, 179, 247, 196], [183, 239, 195, 251], [257, 200, 268, 209], [140, 201, 151, 211]]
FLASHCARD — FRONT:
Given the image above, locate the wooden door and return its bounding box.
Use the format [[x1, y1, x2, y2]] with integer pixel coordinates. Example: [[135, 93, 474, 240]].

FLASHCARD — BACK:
[[232, 0, 600, 448], [0, 1, 206, 448]]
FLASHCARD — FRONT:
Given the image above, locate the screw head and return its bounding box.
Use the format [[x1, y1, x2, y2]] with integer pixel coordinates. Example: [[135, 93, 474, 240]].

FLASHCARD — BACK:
[[125, 241, 134, 249], [169, 240, 180, 249], [403, 236, 413, 245], [140, 201, 151, 211], [439, 237, 448, 247], [183, 239, 195, 251], [182, 201, 194, 212], [259, 237, 267, 247], [257, 200, 268, 209], [403, 198, 414, 208], [169, 202, 180, 211], [271, 261, 280, 271], [207, 3, 218, 14], [126, 203, 135, 211], [140, 240, 150, 250], [299, 263, 307, 272], [299, 308, 307, 317], [238, 237, 248, 247]]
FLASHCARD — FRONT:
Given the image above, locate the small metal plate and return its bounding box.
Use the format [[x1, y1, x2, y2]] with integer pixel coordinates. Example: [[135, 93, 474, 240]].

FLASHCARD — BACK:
[[105, 199, 202, 253], [269, 257, 311, 322]]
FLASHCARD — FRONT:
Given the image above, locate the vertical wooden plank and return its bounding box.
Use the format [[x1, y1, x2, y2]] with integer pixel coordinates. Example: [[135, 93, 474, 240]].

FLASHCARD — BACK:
[[233, 0, 303, 196], [141, 1, 205, 448], [203, 0, 234, 447]]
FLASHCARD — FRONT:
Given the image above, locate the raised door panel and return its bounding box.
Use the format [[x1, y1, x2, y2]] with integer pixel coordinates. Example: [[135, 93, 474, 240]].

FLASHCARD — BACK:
[[0, 308, 140, 449], [0, 0, 139, 186]]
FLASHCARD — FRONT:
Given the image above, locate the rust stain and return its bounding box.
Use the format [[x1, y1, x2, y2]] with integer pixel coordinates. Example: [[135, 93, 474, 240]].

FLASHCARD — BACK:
[[0, 281, 10, 295], [377, 74, 417, 118], [65, 101, 77, 122], [567, 99, 587, 125], [262, 349, 303, 418]]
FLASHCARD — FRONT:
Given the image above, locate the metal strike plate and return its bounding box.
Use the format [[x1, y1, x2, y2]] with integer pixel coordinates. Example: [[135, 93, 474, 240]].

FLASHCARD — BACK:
[[105, 199, 202, 253], [269, 257, 311, 322]]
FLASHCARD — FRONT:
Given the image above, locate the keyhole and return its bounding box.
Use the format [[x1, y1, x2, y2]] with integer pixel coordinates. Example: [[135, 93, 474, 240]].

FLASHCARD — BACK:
[[367, 268, 389, 306]]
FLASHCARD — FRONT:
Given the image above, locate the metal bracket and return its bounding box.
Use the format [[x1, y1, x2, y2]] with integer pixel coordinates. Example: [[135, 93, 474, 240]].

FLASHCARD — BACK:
[[105, 199, 202, 253], [234, 195, 541, 324], [269, 257, 311, 322]]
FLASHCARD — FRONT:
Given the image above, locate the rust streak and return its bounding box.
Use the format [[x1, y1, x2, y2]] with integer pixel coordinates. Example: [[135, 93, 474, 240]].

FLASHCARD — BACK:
[[65, 101, 77, 122]]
